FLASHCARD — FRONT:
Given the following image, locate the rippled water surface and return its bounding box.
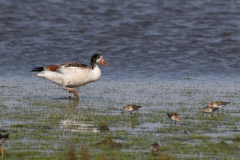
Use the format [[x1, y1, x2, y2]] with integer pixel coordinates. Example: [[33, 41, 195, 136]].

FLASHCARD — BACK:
[[0, 0, 240, 81]]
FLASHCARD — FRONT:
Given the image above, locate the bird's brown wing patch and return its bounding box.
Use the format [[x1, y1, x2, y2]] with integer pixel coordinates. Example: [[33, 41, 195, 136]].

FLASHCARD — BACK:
[[132, 105, 142, 110], [44, 65, 60, 71], [223, 102, 231, 105]]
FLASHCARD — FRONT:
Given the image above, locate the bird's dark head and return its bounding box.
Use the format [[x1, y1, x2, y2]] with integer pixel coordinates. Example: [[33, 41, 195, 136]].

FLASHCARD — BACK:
[[91, 54, 108, 65]]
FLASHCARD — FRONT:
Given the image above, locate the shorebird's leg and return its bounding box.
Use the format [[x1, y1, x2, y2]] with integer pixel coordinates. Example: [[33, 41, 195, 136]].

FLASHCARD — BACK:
[[63, 85, 79, 99], [69, 91, 72, 98], [1, 146, 3, 157], [175, 121, 176, 125], [134, 110, 138, 115]]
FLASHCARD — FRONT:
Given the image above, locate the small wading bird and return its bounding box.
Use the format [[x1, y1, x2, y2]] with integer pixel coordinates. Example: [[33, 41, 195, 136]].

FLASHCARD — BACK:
[[203, 106, 218, 117], [31, 54, 107, 99], [207, 101, 230, 111], [0, 133, 9, 157], [122, 104, 142, 114], [150, 141, 160, 156], [166, 113, 182, 125]]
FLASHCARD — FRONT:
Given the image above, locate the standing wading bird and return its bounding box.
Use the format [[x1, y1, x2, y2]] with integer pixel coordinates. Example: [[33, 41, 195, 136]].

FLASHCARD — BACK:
[[31, 54, 108, 99], [207, 101, 230, 111], [122, 104, 142, 114], [166, 113, 182, 125], [0, 133, 9, 158], [203, 106, 218, 117], [150, 141, 160, 156]]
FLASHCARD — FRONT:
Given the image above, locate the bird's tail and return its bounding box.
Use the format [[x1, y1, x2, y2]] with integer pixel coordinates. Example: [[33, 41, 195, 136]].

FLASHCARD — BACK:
[[31, 67, 44, 72]]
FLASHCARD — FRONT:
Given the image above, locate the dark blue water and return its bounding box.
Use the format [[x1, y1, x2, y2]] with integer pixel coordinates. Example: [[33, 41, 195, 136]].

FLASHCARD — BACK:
[[0, 0, 240, 82]]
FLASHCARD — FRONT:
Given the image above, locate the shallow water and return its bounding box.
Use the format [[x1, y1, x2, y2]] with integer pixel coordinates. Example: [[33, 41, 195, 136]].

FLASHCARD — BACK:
[[0, 79, 240, 159]]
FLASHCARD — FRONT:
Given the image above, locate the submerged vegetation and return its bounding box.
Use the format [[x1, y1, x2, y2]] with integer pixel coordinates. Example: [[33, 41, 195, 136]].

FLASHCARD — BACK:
[[0, 79, 240, 159]]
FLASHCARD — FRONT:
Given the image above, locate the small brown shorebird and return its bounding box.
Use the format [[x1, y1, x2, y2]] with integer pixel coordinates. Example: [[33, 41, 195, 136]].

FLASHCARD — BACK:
[[207, 101, 230, 111], [150, 141, 160, 156], [166, 113, 182, 125], [122, 104, 142, 114], [0, 133, 9, 157], [203, 106, 218, 117]]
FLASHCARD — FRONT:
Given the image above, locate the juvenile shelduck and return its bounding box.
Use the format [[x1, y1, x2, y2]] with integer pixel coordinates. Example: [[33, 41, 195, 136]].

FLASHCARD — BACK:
[[31, 54, 108, 99]]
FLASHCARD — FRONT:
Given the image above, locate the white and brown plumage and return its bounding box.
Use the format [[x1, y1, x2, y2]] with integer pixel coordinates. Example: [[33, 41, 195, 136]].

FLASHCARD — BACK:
[[122, 104, 142, 114], [31, 54, 107, 99], [207, 101, 230, 110], [150, 141, 160, 156], [203, 106, 218, 116], [0, 133, 9, 158], [166, 113, 182, 125]]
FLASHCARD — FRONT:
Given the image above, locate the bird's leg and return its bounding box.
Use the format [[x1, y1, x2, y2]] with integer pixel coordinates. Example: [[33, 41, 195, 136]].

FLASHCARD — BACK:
[[175, 121, 176, 125], [63, 85, 79, 99], [69, 91, 72, 98], [1, 146, 3, 158], [71, 89, 79, 99], [136, 110, 139, 114]]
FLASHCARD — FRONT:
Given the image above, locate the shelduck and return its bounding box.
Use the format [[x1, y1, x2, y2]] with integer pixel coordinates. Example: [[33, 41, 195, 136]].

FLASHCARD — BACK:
[[31, 54, 108, 99]]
